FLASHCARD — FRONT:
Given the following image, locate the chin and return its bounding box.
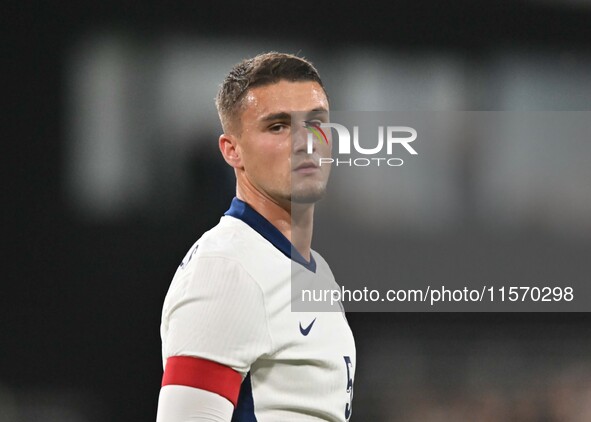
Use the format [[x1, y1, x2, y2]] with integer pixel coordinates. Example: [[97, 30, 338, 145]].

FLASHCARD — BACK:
[[290, 186, 327, 204]]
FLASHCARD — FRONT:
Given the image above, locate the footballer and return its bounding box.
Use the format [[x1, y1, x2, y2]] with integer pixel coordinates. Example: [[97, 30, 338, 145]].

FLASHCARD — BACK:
[[156, 52, 356, 422]]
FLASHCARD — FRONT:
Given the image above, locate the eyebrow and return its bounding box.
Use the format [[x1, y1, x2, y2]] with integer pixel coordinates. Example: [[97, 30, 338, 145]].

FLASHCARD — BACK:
[[259, 108, 329, 123], [260, 112, 291, 123]]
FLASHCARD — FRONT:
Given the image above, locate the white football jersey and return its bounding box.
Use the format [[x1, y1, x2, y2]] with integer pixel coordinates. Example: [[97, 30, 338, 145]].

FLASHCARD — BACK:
[[161, 198, 356, 421]]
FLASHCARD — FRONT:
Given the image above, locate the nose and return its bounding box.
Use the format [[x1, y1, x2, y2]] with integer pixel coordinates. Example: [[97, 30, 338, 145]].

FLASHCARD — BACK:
[[292, 120, 314, 154]]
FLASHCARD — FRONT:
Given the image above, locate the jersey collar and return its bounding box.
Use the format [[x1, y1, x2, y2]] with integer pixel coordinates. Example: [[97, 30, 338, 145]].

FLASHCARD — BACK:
[[225, 197, 317, 273]]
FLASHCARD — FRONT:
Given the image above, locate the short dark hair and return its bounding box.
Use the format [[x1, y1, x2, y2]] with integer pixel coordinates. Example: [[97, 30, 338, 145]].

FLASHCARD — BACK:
[[215, 52, 327, 133]]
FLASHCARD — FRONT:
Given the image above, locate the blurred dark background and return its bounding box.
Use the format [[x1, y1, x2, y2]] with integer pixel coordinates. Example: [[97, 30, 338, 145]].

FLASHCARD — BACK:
[[4, 1, 591, 421]]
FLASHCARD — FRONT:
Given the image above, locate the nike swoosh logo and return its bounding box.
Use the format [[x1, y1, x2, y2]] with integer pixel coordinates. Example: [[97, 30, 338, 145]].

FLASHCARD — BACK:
[[299, 318, 317, 336]]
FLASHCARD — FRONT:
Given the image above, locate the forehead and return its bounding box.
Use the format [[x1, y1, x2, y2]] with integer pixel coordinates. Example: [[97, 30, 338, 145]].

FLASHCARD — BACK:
[[241, 80, 328, 123]]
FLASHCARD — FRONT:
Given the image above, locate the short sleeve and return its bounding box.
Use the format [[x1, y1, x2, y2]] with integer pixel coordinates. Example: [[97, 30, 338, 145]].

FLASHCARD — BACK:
[[161, 256, 273, 376]]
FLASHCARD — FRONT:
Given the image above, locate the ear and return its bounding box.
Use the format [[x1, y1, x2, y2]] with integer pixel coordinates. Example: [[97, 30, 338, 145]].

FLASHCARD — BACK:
[[219, 133, 243, 169]]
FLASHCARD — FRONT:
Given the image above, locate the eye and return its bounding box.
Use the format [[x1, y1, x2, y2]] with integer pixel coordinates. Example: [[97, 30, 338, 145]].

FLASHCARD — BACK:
[[269, 123, 288, 133], [304, 119, 324, 128]]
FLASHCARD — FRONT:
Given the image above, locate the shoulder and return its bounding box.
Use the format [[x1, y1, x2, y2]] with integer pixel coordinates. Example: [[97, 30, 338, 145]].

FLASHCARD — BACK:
[[165, 216, 274, 305], [195, 216, 272, 263], [175, 216, 267, 275], [191, 216, 289, 286]]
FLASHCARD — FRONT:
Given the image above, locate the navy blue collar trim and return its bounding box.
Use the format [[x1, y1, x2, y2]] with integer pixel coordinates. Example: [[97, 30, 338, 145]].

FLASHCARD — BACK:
[[225, 197, 317, 273]]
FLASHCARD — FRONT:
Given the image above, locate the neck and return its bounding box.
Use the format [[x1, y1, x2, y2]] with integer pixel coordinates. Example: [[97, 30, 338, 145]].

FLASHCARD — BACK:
[[236, 185, 315, 261]]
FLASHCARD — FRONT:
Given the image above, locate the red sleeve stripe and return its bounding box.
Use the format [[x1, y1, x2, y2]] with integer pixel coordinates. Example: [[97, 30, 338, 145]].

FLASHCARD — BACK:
[[162, 356, 242, 407]]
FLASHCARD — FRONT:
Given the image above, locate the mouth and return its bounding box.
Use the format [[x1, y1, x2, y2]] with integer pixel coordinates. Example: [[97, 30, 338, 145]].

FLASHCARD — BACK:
[[293, 161, 320, 174]]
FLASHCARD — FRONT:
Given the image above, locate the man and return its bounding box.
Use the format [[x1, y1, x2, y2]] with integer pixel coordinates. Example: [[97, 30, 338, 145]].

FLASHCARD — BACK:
[[156, 52, 355, 422]]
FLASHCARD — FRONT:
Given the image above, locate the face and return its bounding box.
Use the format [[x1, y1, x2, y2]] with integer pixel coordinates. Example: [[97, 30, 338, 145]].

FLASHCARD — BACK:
[[228, 80, 331, 206]]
